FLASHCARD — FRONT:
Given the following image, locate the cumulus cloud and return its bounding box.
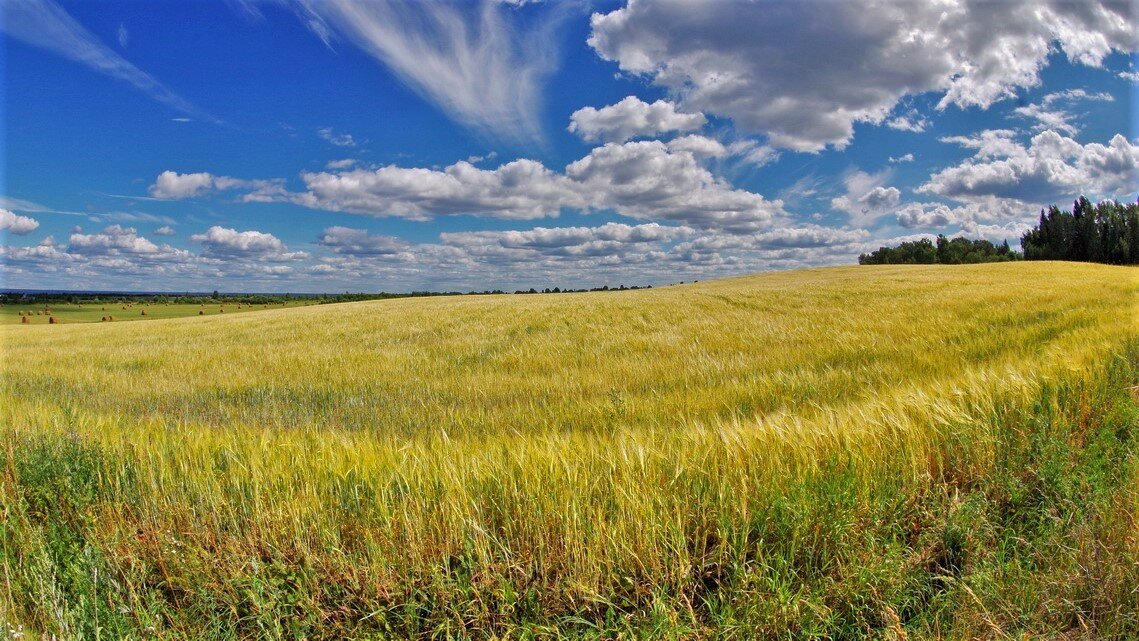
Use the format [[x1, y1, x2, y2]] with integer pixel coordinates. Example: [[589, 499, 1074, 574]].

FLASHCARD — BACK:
[[298, 0, 564, 143], [921, 130, 1139, 203], [588, 0, 1135, 151], [174, 141, 787, 232], [889, 153, 915, 163], [895, 197, 1035, 230], [564, 141, 784, 231], [295, 159, 581, 221], [0, 209, 40, 235], [190, 226, 308, 260], [153, 225, 176, 236], [830, 170, 901, 225], [326, 159, 357, 170], [318, 226, 411, 256], [676, 225, 869, 254], [307, 219, 868, 290], [148, 170, 285, 201], [441, 221, 693, 258], [568, 96, 706, 142], [667, 135, 727, 158], [149, 171, 215, 199], [68, 225, 163, 255]]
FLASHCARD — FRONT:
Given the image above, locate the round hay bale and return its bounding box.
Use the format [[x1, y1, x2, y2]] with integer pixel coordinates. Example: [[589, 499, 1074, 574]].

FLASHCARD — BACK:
[[49, 316, 57, 324], [21, 316, 29, 324]]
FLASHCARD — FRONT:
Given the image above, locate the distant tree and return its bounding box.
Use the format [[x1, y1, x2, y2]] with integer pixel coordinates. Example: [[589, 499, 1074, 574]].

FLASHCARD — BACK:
[[860, 235, 1020, 265], [1022, 197, 1139, 265]]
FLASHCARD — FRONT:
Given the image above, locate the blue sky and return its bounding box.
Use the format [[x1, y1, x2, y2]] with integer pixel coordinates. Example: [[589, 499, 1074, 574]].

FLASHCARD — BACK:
[[2, 0, 1137, 292]]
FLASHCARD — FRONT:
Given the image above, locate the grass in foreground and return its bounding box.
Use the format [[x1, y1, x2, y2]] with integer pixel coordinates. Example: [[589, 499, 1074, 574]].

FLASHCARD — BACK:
[[1, 263, 1137, 639]]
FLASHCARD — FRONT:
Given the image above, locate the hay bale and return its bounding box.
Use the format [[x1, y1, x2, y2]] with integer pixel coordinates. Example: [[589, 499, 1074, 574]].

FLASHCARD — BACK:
[[141, 310, 147, 316], [199, 310, 204, 315], [21, 316, 29, 324], [49, 316, 57, 324], [101, 317, 107, 322], [18, 311, 23, 317]]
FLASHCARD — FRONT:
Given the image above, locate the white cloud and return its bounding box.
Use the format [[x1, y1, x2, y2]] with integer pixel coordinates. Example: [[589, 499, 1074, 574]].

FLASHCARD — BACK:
[[153, 226, 176, 236], [957, 220, 1034, 243], [441, 221, 693, 258], [588, 0, 1135, 151], [568, 96, 706, 143], [889, 153, 915, 164], [325, 159, 356, 170], [937, 129, 1024, 159], [667, 135, 727, 158], [1120, 70, 1139, 84], [68, 225, 162, 255], [149, 171, 216, 199], [0, 209, 41, 235], [190, 226, 308, 261], [921, 130, 1139, 203], [830, 170, 901, 225], [1011, 88, 1115, 135], [895, 202, 955, 229], [465, 151, 498, 164], [318, 226, 411, 256], [2, 0, 214, 122], [294, 159, 581, 221], [299, 0, 563, 143], [1012, 104, 1081, 136], [176, 140, 787, 232], [893, 196, 1036, 231], [318, 127, 356, 147], [564, 141, 784, 231], [148, 171, 285, 201], [886, 110, 930, 133], [727, 140, 781, 168]]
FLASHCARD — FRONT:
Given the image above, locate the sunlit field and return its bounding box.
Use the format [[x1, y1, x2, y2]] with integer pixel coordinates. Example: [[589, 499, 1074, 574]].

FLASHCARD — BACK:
[[0, 300, 317, 325], [2, 262, 1137, 639]]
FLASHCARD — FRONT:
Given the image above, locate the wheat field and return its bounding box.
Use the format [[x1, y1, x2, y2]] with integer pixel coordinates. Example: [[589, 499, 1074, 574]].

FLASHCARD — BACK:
[[2, 263, 1138, 639]]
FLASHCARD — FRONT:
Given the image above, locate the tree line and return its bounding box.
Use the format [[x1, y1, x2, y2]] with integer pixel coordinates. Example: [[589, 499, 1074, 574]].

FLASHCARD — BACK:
[[860, 197, 1139, 266], [859, 236, 1021, 265], [1021, 197, 1139, 264]]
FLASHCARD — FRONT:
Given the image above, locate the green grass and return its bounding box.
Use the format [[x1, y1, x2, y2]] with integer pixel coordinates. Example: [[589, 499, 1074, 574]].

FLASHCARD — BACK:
[[1, 262, 1137, 639], [0, 300, 317, 325]]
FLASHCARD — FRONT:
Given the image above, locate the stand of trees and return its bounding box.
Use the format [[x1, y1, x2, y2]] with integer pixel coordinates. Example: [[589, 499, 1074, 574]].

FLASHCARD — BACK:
[[859, 236, 1021, 265], [860, 197, 1139, 267], [1021, 197, 1139, 264]]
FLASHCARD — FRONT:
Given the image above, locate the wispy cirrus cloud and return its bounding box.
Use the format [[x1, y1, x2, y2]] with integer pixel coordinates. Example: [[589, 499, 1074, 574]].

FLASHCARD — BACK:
[[296, 0, 567, 144], [2, 0, 217, 123]]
